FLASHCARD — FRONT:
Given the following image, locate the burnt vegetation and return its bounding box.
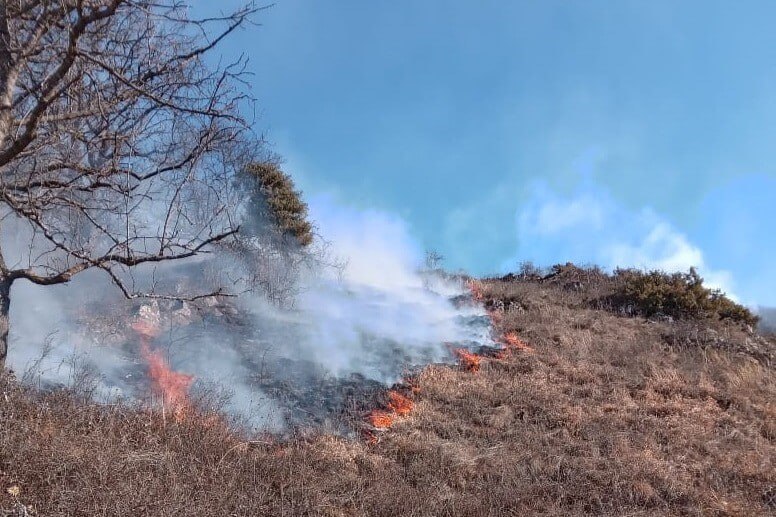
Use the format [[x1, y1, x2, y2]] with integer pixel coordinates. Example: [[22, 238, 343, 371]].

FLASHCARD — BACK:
[[2, 262, 775, 515]]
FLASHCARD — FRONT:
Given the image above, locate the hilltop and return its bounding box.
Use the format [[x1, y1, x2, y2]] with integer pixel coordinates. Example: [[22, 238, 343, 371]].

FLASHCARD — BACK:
[[1, 265, 775, 516]]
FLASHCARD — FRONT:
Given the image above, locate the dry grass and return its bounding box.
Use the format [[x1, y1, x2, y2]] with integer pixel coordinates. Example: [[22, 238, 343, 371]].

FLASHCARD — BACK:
[[2, 275, 775, 516]]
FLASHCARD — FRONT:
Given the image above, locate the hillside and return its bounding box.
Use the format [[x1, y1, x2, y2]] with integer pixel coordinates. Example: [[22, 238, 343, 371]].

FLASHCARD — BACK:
[[1, 267, 775, 516]]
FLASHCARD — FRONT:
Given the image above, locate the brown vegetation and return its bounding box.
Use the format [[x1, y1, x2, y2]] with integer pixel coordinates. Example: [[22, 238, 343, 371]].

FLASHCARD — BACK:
[[2, 267, 775, 516]]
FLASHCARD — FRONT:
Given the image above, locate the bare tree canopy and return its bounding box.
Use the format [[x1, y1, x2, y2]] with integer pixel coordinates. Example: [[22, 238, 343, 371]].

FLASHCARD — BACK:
[[0, 0, 259, 366]]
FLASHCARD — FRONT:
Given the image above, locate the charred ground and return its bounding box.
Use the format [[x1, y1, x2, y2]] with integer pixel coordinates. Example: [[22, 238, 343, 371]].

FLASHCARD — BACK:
[[2, 265, 775, 516]]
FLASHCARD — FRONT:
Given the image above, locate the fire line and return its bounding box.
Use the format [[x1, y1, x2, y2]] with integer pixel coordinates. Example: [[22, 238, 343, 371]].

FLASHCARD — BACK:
[[132, 319, 194, 421]]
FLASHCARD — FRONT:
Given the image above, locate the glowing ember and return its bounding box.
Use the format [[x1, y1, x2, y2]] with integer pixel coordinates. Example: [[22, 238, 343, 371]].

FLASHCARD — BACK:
[[368, 410, 394, 429], [132, 318, 193, 420], [387, 390, 414, 416], [453, 348, 481, 372]]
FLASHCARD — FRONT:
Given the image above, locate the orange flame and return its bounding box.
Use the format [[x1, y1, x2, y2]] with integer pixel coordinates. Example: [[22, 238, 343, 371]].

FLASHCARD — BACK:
[[363, 278, 496, 443], [387, 390, 414, 416], [364, 391, 416, 440], [453, 348, 481, 372], [500, 331, 534, 353], [132, 319, 193, 421], [139, 341, 193, 417], [368, 410, 395, 429]]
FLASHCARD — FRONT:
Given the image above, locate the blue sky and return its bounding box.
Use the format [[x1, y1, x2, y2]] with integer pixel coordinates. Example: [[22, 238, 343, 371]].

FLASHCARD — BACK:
[[194, 1, 775, 306]]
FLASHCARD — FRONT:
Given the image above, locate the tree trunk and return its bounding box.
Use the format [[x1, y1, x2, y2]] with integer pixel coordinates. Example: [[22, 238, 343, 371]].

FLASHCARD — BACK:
[[0, 277, 10, 370], [0, 2, 15, 143]]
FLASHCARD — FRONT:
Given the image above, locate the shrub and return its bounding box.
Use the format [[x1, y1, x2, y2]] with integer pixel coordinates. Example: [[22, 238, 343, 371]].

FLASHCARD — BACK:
[[242, 162, 314, 247], [611, 267, 758, 326]]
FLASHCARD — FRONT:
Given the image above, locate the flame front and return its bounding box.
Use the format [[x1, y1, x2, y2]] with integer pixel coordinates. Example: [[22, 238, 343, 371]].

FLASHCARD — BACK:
[[367, 410, 395, 429], [139, 339, 193, 417], [453, 348, 481, 372], [466, 279, 485, 301], [132, 319, 193, 420], [363, 390, 416, 442], [500, 331, 534, 352], [387, 390, 414, 416]]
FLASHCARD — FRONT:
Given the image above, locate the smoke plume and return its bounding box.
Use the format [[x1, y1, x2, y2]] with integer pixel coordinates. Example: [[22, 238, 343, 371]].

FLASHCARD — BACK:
[[5, 195, 491, 433]]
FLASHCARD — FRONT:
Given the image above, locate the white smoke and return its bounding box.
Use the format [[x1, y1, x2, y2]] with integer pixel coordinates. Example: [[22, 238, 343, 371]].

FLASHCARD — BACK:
[[273, 195, 485, 380], [756, 307, 776, 334], [5, 194, 490, 431]]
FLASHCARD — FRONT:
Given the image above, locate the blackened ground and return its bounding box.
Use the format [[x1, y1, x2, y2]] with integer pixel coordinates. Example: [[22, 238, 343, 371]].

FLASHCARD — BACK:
[[49, 289, 495, 436]]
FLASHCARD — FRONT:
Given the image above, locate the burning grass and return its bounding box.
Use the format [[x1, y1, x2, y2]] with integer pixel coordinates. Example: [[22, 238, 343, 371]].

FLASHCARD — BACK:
[[499, 330, 534, 353], [2, 272, 775, 515], [363, 390, 416, 438], [138, 340, 193, 419], [453, 347, 481, 372], [132, 318, 194, 421], [466, 278, 485, 302], [367, 410, 395, 430], [386, 390, 413, 416]]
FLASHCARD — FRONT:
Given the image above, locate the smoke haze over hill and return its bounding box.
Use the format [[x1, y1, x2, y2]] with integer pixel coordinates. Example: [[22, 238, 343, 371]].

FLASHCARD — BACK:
[[6, 198, 491, 432]]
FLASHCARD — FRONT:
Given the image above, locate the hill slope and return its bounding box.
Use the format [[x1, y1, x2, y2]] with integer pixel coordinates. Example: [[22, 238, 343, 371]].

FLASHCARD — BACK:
[[1, 270, 775, 516]]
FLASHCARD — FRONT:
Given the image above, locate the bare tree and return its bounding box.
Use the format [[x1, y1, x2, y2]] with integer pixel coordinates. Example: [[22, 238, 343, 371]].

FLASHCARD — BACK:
[[0, 1, 259, 368]]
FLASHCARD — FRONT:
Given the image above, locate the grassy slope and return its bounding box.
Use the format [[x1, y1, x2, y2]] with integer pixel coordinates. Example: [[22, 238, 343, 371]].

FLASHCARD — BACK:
[[1, 274, 775, 516]]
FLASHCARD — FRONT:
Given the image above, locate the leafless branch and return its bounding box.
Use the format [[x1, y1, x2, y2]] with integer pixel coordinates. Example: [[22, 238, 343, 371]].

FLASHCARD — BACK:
[[0, 1, 258, 302]]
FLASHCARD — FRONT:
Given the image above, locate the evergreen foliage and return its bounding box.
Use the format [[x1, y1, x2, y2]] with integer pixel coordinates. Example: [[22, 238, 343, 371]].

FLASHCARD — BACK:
[[243, 163, 314, 247], [612, 267, 758, 326]]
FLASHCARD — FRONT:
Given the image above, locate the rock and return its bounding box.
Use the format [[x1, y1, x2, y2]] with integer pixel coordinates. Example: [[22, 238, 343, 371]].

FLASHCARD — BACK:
[[137, 300, 161, 326]]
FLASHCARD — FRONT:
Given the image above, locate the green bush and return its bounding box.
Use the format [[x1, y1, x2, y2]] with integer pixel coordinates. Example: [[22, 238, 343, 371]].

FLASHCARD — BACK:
[[242, 162, 314, 247], [611, 267, 758, 326]]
